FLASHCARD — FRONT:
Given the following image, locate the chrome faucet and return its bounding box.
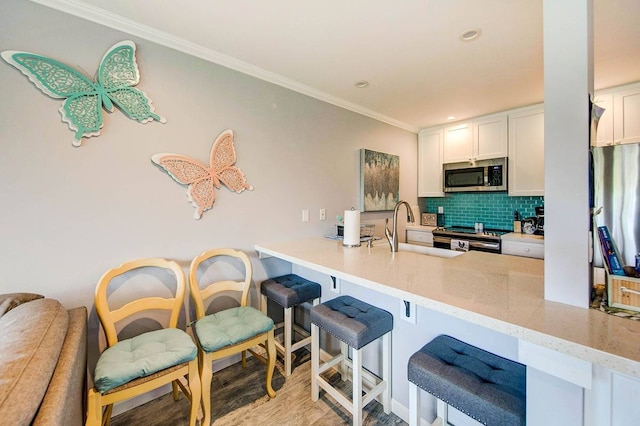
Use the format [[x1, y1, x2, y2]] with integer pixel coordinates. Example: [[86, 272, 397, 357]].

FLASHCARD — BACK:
[[384, 200, 415, 252]]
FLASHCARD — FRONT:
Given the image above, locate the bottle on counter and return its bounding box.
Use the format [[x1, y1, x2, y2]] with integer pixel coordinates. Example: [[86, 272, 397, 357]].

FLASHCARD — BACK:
[[513, 210, 522, 233]]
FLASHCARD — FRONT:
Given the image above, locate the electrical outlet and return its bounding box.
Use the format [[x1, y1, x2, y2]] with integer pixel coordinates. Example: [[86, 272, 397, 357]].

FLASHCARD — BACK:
[[319, 208, 326, 220], [302, 209, 309, 222]]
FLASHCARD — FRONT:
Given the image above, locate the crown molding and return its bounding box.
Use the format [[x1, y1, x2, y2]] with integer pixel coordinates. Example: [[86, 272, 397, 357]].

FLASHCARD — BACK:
[[28, 0, 419, 134]]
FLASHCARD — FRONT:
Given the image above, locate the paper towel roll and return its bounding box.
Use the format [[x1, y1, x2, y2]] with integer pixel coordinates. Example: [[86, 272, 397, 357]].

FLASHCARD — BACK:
[[343, 209, 361, 247]]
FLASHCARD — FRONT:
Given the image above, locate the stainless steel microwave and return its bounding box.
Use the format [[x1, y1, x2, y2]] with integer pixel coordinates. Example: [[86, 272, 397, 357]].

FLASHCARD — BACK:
[[443, 157, 507, 192]]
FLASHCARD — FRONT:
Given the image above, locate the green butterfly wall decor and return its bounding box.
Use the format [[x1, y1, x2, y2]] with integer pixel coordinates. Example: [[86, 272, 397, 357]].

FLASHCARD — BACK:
[[1, 40, 166, 147]]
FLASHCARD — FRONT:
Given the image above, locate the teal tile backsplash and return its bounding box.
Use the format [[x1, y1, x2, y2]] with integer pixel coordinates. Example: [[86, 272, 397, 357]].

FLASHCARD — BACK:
[[423, 193, 544, 231]]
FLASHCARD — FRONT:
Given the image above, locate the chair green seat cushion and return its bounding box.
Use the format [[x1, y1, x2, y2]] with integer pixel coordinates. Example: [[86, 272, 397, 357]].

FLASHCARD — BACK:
[[94, 328, 197, 393], [194, 306, 274, 352]]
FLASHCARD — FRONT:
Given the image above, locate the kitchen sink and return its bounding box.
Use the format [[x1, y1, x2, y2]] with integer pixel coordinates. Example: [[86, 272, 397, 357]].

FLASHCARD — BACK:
[[397, 243, 464, 258]]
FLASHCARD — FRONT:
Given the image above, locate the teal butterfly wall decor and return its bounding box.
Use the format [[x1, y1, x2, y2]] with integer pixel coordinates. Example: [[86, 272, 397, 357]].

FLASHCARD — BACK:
[[1, 40, 166, 147]]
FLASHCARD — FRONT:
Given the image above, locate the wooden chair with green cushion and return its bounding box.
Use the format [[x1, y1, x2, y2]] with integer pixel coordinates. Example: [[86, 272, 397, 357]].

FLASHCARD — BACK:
[[189, 248, 276, 426], [86, 258, 201, 426]]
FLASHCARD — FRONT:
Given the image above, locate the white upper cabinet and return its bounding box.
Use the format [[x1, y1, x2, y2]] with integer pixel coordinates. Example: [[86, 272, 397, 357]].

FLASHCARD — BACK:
[[593, 82, 640, 146], [443, 122, 472, 163], [443, 114, 508, 163], [417, 127, 445, 197], [473, 114, 509, 160], [613, 84, 640, 145], [508, 105, 544, 196]]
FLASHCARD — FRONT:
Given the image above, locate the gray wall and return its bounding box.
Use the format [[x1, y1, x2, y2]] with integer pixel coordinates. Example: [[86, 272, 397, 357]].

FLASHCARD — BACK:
[[0, 0, 417, 307], [1, 0, 417, 413], [0, 2, 416, 325]]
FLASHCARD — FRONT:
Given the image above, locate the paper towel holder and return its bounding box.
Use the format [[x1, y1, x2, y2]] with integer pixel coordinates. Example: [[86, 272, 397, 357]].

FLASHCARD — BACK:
[[343, 207, 362, 248]]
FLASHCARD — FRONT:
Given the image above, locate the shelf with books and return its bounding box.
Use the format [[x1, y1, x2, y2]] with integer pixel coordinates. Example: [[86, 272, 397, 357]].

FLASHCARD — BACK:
[[597, 226, 625, 276]]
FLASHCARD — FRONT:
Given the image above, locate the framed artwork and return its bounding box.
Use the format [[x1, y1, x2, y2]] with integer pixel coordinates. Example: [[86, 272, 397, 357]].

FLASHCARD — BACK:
[[360, 149, 399, 211]]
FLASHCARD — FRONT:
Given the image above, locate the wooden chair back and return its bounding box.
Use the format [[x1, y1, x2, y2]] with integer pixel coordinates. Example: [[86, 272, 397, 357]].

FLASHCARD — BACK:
[[189, 248, 252, 320], [95, 257, 187, 347]]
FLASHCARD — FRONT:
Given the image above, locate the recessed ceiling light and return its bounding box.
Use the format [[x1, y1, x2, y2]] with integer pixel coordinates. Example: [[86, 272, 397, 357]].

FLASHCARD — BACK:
[[460, 28, 481, 42], [447, 116, 456, 120], [354, 80, 369, 88]]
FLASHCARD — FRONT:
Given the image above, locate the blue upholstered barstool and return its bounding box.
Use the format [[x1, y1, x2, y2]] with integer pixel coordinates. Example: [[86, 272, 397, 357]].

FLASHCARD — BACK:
[[260, 274, 322, 376], [408, 335, 526, 426], [310, 295, 393, 426]]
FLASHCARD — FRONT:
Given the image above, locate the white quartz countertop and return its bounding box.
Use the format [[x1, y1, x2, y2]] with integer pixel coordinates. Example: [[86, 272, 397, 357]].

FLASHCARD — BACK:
[[502, 232, 545, 243], [255, 237, 640, 379], [406, 224, 436, 232]]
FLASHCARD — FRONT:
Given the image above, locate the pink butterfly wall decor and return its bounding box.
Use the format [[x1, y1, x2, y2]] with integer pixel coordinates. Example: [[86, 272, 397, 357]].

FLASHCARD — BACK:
[[152, 129, 253, 219]]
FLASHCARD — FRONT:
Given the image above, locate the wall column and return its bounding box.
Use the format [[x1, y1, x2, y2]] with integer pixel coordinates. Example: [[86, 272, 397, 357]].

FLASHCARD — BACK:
[[543, 0, 593, 308]]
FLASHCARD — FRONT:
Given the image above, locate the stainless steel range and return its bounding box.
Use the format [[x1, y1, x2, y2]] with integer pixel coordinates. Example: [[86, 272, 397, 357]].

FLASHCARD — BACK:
[[432, 226, 510, 254]]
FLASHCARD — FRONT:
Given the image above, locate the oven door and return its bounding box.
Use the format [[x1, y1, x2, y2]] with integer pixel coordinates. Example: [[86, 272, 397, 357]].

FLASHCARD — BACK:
[[433, 235, 501, 253], [468, 240, 501, 253]]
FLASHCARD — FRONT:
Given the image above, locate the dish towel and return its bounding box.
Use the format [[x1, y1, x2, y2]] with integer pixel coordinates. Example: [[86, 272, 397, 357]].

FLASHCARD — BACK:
[[451, 239, 470, 252]]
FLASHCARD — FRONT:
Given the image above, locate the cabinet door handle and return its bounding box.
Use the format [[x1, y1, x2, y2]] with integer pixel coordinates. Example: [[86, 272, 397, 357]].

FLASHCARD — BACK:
[[621, 286, 640, 297]]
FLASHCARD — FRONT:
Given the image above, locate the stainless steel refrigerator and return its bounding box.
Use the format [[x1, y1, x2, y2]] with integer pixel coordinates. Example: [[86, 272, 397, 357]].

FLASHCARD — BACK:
[[591, 142, 640, 269]]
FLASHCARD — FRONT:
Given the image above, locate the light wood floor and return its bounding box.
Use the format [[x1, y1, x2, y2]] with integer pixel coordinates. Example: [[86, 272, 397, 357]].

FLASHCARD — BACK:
[[111, 350, 407, 425]]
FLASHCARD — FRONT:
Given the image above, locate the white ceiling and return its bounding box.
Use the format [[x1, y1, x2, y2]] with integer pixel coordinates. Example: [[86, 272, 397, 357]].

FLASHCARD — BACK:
[[33, 0, 640, 133]]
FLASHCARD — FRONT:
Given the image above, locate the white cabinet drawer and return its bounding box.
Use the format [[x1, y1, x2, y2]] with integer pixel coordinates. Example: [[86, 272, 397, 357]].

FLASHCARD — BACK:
[[502, 240, 544, 259], [406, 230, 433, 246]]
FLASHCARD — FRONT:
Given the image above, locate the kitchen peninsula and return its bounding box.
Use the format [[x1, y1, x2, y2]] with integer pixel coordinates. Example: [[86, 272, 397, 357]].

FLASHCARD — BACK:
[[255, 237, 640, 425]]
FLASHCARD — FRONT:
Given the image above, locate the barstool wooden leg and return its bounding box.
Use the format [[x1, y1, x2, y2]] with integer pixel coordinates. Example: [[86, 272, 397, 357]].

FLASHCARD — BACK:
[[352, 347, 363, 426], [382, 331, 391, 414], [339, 341, 349, 381], [409, 381, 419, 426], [437, 398, 448, 425], [284, 306, 293, 376], [311, 323, 320, 401], [260, 293, 268, 314]]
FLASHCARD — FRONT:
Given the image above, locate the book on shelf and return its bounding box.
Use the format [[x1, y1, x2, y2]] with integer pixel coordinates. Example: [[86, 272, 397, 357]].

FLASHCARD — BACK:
[[597, 226, 625, 276]]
